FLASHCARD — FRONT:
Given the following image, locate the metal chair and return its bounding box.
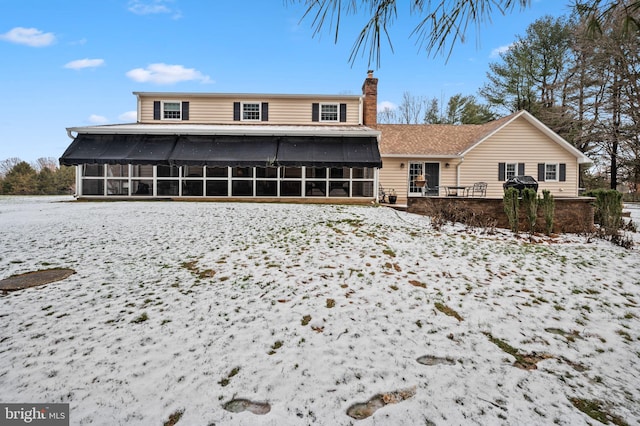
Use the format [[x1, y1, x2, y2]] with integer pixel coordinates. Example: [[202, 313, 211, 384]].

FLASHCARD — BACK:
[[467, 182, 487, 197]]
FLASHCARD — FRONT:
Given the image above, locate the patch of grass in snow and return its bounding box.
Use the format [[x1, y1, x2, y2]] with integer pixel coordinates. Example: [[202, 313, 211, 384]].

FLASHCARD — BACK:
[[409, 280, 426, 288], [569, 398, 629, 426], [268, 340, 283, 355], [483, 332, 553, 370], [131, 312, 149, 324], [218, 367, 241, 387], [382, 248, 396, 257], [616, 329, 633, 342], [162, 409, 184, 426], [326, 299, 336, 308], [301, 315, 311, 326], [434, 302, 463, 321]]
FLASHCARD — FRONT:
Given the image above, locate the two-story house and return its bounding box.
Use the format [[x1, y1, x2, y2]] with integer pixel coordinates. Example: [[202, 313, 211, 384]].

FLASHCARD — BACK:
[[60, 73, 382, 201], [61, 71, 590, 203]]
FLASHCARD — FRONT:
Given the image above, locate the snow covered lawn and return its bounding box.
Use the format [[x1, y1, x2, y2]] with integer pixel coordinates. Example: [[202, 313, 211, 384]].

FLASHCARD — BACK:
[[1, 196, 639, 425]]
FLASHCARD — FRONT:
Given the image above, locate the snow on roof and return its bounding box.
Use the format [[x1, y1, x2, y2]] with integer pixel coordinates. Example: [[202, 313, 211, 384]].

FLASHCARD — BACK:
[[67, 123, 381, 138]]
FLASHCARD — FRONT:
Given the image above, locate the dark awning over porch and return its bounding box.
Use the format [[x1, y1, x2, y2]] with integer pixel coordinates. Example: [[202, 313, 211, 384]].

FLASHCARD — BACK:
[[59, 134, 177, 165], [277, 136, 382, 168], [170, 135, 279, 167], [60, 134, 382, 168]]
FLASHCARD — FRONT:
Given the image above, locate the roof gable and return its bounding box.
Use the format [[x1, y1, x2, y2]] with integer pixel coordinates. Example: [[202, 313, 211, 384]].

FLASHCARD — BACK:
[[377, 110, 591, 164]]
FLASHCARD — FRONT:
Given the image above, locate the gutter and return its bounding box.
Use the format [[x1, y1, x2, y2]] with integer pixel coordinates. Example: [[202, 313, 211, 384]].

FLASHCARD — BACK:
[[65, 125, 381, 139]]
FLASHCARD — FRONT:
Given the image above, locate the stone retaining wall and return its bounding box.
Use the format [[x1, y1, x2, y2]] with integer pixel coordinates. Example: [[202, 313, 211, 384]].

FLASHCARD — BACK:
[[407, 197, 595, 234]]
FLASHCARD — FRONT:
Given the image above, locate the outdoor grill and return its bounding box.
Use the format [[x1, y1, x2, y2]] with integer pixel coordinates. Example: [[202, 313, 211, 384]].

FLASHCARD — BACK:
[[503, 175, 539, 193]]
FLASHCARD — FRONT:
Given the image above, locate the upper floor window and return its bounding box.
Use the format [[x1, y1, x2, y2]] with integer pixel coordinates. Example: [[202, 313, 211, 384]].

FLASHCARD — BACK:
[[320, 103, 339, 122], [153, 101, 189, 121], [312, 102, 347, 122], [163, 102, 181, 120], [233, 102, 268, 122], [242, 102, 261, 121]]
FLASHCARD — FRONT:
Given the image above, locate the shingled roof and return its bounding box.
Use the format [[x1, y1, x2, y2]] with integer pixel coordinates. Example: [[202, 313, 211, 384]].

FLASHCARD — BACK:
[[375, 113, 514, 157]]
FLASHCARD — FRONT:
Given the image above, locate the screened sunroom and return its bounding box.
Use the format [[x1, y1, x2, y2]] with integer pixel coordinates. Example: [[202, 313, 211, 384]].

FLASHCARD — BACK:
[[60, 125, 382, 200]]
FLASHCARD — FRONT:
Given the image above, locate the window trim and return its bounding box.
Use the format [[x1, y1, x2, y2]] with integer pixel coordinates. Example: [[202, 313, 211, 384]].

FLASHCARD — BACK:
[[505, 162, 517, 180], [545, 163, 559, 181], [241, 101, 262, 121], [319, 103, 339, 122], [161, 101, 182, 121]]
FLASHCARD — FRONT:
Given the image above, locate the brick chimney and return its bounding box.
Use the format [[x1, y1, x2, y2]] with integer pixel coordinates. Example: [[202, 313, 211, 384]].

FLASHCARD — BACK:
[[362, 70, 378, 126]]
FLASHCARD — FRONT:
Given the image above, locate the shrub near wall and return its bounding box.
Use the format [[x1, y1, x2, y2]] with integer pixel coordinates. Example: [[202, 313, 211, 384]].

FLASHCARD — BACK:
[[408, 197, 595, 234]]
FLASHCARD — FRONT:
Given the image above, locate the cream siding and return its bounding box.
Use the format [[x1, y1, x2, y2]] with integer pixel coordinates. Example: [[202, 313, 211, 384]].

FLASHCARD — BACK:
[[138, 95, 361, 125], [460, 117, 580, 198]]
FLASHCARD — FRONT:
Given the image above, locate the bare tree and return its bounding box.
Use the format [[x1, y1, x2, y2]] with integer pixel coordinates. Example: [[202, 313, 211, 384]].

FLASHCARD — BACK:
[[0, 157, 22, 178], [377, 105, 397, 124], [34, 157, 58, 173], [397, 91, 425, 124]]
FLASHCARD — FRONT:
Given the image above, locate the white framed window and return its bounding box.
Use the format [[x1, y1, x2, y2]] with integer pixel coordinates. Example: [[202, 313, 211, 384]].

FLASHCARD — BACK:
[[320, 103, 339, 122], [162, 101, 181, 120], [242, 102, 261, 121], [506, 163, 517, 180], [545, 163, 559, 181]]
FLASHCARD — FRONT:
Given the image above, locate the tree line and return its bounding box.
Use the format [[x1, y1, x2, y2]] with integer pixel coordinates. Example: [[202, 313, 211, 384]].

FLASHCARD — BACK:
[[377, 3, 639, 192], [0, 157, 75, 195]]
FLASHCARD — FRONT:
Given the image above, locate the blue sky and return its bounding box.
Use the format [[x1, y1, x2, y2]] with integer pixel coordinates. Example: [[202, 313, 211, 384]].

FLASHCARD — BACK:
[[0, 0, 570, 163]]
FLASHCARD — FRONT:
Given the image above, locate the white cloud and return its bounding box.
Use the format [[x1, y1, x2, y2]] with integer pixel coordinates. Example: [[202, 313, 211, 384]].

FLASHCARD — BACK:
[[378, 101, 397, 111], [128, 0, 181, 18], [126, 63, 212, 85], [64, 58, 105, 70], [88, 115, 109, 124], [119, 111, 138, 122], [490, 44, 513, 58], [0, 27, 55, 47]]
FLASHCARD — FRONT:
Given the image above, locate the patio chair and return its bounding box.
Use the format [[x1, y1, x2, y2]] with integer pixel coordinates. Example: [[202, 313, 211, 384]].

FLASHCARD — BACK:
[[467, 182, 487, 197], [378, 185, 387, 203]]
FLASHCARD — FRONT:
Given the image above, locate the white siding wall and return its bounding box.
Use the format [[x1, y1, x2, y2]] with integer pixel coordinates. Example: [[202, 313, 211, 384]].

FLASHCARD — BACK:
[[138, 96, 361, 125], [461, 117, 580, 198]]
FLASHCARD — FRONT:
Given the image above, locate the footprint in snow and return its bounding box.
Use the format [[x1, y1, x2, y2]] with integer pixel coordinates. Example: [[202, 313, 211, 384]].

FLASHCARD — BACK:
[[223, 399, 271, 415], [346, 387, 416, 420], [416, 355, 457, 366]]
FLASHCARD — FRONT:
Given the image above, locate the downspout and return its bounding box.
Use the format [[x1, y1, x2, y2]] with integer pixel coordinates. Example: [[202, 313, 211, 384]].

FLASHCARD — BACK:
[[456, 157, 464, 186]]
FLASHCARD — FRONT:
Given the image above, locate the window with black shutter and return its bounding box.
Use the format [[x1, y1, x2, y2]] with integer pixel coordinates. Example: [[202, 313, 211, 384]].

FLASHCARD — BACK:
[[181, 102, 189, 121], [498, 163, 506, 181], [153, 101, 161, 120]]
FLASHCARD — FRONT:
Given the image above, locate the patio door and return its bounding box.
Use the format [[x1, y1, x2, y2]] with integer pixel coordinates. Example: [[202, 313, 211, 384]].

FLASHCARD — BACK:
[[409, 162, 440, 196]]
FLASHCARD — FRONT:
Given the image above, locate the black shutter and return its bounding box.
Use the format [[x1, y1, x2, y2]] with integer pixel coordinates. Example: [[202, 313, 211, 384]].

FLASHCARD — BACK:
[[233, 102, 241, 121], [181, 101, 189, 121], [339, 103, 347, 122], [518, 163, 525, 175], [559, 163, 566, 181], [261, 102, 269, 122], [538, 163, 545, 182], [498, 163, 506, 181], [153, 101, 161, 120], [312, 103, 319, 122]]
